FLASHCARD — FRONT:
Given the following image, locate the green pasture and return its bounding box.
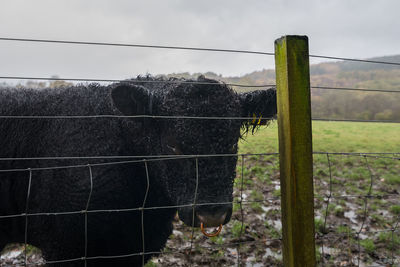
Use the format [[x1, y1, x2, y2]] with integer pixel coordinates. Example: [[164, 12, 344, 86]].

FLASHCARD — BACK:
[[238, 120, 400, 191], [239, 120, 400, 154]]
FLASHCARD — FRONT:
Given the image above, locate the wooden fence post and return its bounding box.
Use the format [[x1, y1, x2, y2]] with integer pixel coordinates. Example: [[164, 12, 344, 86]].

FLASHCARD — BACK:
[[274, 35, 315, 266]]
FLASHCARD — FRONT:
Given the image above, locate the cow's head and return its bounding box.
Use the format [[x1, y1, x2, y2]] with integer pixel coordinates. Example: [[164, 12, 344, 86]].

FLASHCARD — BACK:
[[111, 76, 276, 228]]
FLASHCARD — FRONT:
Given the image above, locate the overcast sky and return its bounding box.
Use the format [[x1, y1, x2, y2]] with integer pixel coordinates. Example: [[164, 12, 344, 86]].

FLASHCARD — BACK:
[[0, 0, 399, 80]]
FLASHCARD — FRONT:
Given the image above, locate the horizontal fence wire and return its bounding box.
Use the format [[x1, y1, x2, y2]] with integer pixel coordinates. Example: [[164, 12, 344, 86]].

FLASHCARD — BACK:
[[309, 54, 400, 66], [1, 193, 397, 220], [0, 199, 281, 220], [0, 114, 398, 124], [313, 151, 400, 156], [1, 191, 399, 220], [0, 114, 275, 120], [315, 193, 400, 200], [17, 239, 280, 266], [31, 239, 280, 266], [0, 37, 275, 56], [311, 86, 400, 93], [313, 118, 400, 123], [0, 152, 397, 161], [1, 37, 400, 67], [0, 152, 398, 172]]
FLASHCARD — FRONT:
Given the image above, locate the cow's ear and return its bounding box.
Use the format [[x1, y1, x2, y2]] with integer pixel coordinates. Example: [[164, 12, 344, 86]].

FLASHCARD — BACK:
[[239, 88, 277, 131], [111, 84, 154, 115]]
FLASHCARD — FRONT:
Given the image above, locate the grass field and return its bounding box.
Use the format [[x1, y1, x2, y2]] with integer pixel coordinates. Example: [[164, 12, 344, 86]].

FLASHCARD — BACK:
[[239, 120, 400, 154], [155, 121, 400, 266]]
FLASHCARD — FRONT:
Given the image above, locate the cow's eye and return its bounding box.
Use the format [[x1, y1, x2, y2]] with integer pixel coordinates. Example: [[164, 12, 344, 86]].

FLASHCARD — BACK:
[[166, 144, 182, 155], [232, 143, 238, 152], [167, 145, 177, 153], [164, 134, 182, 155]]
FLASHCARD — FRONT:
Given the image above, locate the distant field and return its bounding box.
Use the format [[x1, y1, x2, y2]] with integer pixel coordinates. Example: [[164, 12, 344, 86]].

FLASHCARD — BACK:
[[239, 120, 400, 154]]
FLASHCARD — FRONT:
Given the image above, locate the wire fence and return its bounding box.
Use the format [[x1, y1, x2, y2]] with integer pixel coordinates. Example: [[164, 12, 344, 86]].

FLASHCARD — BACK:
[[318, 153, 399, 266], [0, 153, 283, 266], [1, 36, 400, 66], [0, 36, 399, 266], [1, 152, 398, 266], [314, 153, 400, 266]]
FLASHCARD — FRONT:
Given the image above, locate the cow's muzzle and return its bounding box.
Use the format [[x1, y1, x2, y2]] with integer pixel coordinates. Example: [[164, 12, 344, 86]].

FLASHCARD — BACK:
[[178, 203, 232, 228]]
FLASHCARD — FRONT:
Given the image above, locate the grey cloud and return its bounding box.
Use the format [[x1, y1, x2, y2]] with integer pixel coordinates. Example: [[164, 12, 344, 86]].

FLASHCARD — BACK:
[[0, 0, 399, 79]]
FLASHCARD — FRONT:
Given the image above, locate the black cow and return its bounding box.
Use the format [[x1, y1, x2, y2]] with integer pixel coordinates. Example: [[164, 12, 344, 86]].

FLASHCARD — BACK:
[[0, 76, 276, 266]]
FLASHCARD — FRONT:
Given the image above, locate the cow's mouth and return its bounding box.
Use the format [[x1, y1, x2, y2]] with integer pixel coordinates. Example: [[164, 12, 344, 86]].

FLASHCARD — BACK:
[[197, 212, 227, 227], [177, 204, 232, 228]]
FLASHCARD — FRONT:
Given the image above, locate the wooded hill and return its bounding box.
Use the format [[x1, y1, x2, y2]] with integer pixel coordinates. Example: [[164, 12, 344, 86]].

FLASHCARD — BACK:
[[2, 55, 399, 122], [167, 55, 400, 122]]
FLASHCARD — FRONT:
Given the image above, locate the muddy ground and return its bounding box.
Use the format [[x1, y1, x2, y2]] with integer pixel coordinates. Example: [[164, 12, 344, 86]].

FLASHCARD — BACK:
[[1, 154, 399, 266], [149, 154, 400, 266]]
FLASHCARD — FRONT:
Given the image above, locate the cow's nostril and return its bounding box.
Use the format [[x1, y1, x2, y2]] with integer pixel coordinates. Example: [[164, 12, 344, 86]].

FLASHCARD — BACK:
[[197, 212, 228, 228]]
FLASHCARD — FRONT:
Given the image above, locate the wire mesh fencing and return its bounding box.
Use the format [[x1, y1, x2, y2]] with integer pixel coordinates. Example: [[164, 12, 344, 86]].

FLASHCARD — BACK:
[[0, 153, 283, 267], [2, 151, 398, 266], [314, 153, 400, 266], [0, 35, 399, 267]]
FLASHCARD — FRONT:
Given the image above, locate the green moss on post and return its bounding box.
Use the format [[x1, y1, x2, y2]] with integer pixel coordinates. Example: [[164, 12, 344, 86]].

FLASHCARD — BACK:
[[274, 35, 315, 266]]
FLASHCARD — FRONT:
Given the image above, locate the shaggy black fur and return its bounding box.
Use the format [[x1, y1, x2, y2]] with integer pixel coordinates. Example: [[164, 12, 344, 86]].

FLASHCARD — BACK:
[[0, 76, 276, 266]]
